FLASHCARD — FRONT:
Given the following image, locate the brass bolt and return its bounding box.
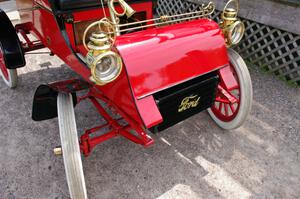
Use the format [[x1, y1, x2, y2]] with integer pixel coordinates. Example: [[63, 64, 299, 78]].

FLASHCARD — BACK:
[[160, 15, 169, 21], [53, 147, 62, 156]]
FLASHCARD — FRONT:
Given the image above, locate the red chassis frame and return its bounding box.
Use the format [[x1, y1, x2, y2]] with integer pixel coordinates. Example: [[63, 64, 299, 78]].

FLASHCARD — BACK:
[[15, 22, 44, 53], [13, 0, 240, 156], [78, 88, 154, 157]]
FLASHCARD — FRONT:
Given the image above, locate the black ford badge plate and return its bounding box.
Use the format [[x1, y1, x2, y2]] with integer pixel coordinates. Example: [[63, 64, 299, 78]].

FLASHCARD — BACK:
[[152, 72, 219, 132]]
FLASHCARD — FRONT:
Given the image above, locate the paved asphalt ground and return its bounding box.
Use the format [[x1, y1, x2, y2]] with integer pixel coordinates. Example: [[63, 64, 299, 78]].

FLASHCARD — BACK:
[[0, 50, 299, 199]]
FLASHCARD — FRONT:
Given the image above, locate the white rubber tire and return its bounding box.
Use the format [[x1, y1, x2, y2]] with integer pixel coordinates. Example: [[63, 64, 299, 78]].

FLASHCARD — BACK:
[[208, 48, 253, 130], [0, 68, 18, 88], [57, 93, 88, 199]]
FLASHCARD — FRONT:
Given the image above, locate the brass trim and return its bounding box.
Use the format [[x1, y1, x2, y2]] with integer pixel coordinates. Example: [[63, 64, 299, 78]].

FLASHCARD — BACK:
[[90, 51, 123, 86]]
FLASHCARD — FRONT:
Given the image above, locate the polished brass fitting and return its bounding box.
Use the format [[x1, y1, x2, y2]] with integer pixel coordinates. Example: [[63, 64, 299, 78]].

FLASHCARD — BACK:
[[219, 0, 245, 47], [53, 147, 62, 156], [87, 33, 112, 54], [86, 32, 112, 68]]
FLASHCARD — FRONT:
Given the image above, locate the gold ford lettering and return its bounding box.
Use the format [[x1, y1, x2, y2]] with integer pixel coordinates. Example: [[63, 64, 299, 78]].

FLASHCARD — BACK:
[[178, 95, 201, 112]]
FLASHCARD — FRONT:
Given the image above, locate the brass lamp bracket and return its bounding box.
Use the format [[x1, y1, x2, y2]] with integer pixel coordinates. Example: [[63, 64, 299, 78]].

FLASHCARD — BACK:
[[222, 0, 240, 20]]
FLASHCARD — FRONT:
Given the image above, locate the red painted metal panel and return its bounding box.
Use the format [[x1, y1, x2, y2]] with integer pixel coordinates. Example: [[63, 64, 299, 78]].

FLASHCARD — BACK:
[[136, 95, 163, 128], [218, 65, 239, 91], [116, 19, 229, 99]]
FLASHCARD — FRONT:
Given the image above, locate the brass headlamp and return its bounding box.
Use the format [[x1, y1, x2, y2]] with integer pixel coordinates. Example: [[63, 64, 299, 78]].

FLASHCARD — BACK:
[[219, 0, 245, 47], [84, 21, 123, 86], [82, 0, 136, 86]]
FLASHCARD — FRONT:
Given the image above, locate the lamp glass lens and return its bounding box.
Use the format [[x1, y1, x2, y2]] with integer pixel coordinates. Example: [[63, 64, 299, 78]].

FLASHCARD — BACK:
[[94, 54, 121, 82]]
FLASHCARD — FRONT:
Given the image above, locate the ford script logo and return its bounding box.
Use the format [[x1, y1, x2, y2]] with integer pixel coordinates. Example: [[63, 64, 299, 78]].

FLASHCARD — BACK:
[[178, 95, 201, 112]]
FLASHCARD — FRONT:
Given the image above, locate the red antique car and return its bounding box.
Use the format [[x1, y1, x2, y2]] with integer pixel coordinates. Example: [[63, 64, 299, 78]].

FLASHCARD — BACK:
[[0, 0, 252, 198]]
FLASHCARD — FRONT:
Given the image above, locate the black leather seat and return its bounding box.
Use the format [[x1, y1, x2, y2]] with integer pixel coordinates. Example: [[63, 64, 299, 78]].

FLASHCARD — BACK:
[[56, 0, 102, 11], [55, 0, 147, 11]]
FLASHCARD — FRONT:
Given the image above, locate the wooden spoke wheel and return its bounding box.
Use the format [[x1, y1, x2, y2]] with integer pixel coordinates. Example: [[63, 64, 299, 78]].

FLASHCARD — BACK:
[[57, 93, 88, 199], [208, 48, 253, 130], [0, 42, 18, 88]]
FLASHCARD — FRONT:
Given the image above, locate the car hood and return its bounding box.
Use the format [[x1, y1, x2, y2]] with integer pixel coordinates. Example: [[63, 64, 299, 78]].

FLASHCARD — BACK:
[[116, 18, 229, 99]]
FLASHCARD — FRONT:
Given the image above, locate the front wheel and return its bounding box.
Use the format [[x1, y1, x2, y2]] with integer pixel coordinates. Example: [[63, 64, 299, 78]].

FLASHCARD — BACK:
[[0, 43, 18, 88], [208, 48, 253, 130], [57, 93, 88, 199]]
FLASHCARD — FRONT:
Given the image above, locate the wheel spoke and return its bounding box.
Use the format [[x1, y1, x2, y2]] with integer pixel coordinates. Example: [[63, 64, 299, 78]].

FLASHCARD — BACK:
[[217, 85, 239, 104], [229, 104, 235, 113], [224, 104, 229, 116], [218, 102, 223, 113], [215, 97, 230, 104], [229, 85, 240, 91]]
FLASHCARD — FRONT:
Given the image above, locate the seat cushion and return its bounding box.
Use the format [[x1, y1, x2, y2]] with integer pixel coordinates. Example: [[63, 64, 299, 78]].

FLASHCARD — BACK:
[[56, 0, 102, 11], [56, 0, 148, 11]]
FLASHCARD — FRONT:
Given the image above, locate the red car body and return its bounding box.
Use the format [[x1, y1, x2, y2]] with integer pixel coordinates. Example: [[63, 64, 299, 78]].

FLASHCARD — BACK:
[[16, 0, 228, 130], [0, 0, 246, 155]]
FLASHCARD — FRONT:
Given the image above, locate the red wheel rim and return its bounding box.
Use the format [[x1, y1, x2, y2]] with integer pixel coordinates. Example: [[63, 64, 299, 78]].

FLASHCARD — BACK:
[[211, 63, 241, 122], [0, 47, 9, 81]]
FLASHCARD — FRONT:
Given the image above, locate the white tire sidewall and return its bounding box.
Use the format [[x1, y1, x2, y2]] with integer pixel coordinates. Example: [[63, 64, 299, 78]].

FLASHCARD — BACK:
[[0, 68, 18, 88], [57, 93, 88, 199]]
